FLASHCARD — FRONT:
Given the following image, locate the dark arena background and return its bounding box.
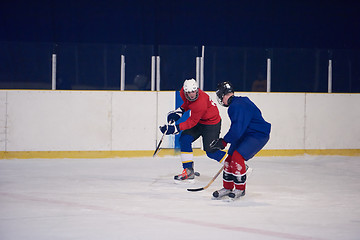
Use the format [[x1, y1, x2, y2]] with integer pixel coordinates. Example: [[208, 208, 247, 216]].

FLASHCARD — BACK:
[[1, 2, 360, 239], [1, 0, 359, 92]]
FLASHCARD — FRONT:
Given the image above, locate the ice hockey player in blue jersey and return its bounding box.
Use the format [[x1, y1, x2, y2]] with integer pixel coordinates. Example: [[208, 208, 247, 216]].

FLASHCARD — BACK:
[[210, 81, 271, 199]]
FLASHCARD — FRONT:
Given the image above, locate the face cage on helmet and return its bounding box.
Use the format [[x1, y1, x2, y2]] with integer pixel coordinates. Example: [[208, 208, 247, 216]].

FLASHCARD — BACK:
[[216, 84, 233, 107], [185, 89, 199, 101], [216, 91, 227, 107]]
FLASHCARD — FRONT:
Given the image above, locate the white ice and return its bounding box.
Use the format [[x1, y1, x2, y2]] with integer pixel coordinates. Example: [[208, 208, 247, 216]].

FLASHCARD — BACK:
[[1, 155, 360, 240]]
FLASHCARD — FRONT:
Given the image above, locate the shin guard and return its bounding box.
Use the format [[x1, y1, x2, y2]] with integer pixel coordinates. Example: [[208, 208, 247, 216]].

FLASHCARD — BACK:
[[223, 154, 234, 190]]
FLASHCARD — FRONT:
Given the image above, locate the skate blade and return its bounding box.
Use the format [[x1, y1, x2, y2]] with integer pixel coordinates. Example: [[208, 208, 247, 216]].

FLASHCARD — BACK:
[[212, 196, 244, 202], [212, 196, 228, 200], [173, 178, 196, 184], [212, 192, 245, 201]]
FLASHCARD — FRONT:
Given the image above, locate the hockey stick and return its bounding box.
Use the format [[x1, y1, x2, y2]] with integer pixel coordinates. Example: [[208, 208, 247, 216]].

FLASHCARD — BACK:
[[187, 165, 224, 192], [153, 129, 167, 157]]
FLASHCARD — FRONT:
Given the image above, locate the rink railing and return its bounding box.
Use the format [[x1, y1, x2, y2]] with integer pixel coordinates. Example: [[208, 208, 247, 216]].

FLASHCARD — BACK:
[[1, 43, 359, 93]]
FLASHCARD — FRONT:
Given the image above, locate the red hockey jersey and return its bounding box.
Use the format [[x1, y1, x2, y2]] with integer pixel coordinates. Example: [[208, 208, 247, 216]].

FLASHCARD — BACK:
[[179, 87, 221, 131]]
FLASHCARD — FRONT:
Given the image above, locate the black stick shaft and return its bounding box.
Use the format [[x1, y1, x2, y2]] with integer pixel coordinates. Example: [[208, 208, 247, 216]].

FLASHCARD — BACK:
[[153, 131, 166, 157]]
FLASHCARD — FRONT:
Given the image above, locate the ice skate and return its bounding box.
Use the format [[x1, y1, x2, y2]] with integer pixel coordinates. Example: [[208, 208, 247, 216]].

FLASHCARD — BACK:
[[212, 188, 232, 199], [174, 168, 195, 181], [228, 189, 245, 199]]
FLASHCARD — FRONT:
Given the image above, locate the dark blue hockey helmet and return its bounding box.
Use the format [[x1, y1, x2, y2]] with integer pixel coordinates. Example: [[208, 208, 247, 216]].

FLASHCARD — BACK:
[[216, 81, 234, 107]]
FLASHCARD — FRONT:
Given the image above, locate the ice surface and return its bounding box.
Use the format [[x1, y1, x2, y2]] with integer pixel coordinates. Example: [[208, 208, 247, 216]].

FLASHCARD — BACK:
[[1, 155, 360, 240]]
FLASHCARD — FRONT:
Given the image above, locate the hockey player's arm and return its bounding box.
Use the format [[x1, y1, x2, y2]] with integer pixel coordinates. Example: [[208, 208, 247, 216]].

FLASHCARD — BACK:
[[159, 124, 180, 135], [179, 113, 201, 131], [167, 107, 185, 124], [224, 107, 251, 144], [178, 105, 204, 130], [166, 90, 188, 124]]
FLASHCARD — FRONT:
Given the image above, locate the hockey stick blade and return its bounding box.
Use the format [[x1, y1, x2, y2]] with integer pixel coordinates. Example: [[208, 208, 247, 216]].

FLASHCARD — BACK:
[[152, 139, 163, 157], [187, 187, 205, 192], [187, 165, 224, 192]]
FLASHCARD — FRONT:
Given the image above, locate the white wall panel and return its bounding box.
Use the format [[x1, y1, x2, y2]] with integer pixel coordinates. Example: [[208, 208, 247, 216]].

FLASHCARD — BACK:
[[211, 92, 306, 150], [112, 91, 157, 150], [247, 93, 305, 149], [0, 92, 6, 151], [156, 91, 175, 149], [6, 91, 112, 151], [1, 90, 359, 153], [305, 94, 360, 149]]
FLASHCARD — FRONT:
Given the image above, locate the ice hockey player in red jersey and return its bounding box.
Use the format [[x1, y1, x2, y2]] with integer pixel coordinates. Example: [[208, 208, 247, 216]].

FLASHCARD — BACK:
[[159, 79, 227, 181], [210, 81, 271, 199]]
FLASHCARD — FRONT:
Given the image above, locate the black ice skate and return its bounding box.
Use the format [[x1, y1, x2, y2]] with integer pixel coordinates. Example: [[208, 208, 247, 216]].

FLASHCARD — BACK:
[[174, 168, 195, 180], [228, 189, 245, 199], [212, 188, 232, 199]]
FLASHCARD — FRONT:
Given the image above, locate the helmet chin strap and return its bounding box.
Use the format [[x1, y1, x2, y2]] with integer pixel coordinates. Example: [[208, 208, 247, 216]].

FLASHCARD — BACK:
[[224, 95, 234, 107]]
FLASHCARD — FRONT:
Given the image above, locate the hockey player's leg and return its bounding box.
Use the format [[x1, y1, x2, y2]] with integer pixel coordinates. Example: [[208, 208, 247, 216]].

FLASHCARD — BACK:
[[213, 154, 234, 198], [175, 134, 195, 180], [174, 166, 195, 180], [174, 153, 195, 180], [228, 151, 247, 198], [202, 122, 227, 164]]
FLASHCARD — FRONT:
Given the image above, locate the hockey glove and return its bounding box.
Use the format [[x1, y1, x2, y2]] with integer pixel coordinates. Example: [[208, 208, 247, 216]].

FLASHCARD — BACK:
[[159, 124, 180, 135], [210, 138, 227, 150], [167, 107, 185, 124]]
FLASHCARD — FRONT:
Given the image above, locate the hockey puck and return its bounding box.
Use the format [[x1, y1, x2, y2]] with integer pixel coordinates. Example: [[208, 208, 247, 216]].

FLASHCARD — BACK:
[[194, 171, 200, 177]]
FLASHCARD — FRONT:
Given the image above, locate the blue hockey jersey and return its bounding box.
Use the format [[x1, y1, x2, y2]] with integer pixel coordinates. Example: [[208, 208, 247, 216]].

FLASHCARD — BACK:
[[223, 96, 271, 160]]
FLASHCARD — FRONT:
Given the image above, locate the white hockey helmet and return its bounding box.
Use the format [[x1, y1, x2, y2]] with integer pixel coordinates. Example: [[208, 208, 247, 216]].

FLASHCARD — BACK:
[[183, 78, 199, 101]]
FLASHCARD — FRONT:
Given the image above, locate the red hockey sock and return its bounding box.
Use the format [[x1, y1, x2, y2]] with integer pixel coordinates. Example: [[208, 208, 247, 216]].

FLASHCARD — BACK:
[[231, 151, 247, 191]]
